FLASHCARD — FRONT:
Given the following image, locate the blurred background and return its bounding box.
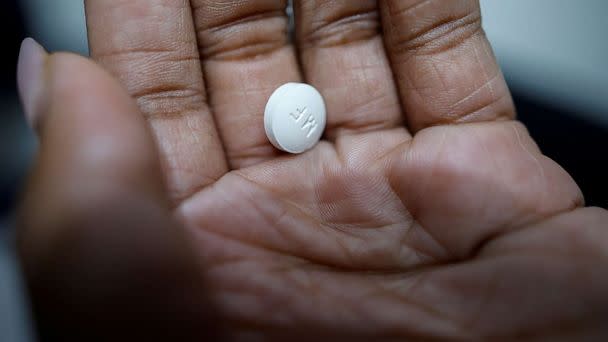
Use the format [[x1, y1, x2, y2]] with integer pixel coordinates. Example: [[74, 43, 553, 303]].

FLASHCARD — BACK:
[[0, 0, 607, 339]]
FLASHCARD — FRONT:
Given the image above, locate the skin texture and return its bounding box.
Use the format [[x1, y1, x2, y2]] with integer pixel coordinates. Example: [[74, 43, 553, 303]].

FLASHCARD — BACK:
[[17, 0, 608, 340]]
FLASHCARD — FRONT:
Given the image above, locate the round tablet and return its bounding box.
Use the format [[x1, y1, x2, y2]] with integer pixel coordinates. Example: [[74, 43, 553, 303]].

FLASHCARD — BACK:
[[264, 83, 326, 154]]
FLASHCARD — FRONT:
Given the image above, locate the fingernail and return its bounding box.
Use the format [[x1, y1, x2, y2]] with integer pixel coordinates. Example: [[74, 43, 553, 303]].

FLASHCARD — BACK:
[[17, 38, 48, 128]]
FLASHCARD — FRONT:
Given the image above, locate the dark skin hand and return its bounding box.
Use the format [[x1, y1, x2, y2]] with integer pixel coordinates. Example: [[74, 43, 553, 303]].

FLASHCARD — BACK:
[[16, 0, 608, 340]]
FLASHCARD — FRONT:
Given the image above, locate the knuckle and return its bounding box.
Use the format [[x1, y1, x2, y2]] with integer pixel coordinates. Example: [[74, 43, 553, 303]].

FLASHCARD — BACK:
[[226, 141, 280, 169], [299, 7, 380, 48], [95, 47, 208, 118], [194, 1, 289, 61], [133, 84, 207, 119], [387, 0, 483, 56]]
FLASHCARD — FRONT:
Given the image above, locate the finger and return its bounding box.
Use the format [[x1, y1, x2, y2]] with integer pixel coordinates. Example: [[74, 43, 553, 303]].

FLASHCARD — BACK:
[[85, 0, 228, 204], [294, 0, 406, 140], [17, 48, 218, 339], [380, 0, 516, 132], [191, 0, 302, 168], [19, 49, 167, 257]]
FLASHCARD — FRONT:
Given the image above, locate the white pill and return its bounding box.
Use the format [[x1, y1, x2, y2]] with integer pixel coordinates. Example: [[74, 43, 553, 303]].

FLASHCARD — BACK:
[[264, 83, 326, 154]]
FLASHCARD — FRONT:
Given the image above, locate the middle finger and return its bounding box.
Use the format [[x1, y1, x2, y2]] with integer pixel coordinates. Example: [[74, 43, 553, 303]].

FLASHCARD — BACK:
[[192, 0, 303, 168]]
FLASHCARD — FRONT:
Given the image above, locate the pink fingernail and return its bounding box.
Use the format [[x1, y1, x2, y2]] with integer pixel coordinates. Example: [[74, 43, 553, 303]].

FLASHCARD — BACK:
[[17, 38, 48, 128]]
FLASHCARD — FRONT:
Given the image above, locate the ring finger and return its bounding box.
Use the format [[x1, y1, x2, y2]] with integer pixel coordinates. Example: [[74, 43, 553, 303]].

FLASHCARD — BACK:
[[294, 0, 406, 141]]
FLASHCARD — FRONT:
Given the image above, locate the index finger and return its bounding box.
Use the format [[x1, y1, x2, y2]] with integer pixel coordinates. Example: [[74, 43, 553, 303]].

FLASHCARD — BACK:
[[85, 0, 228, 204]]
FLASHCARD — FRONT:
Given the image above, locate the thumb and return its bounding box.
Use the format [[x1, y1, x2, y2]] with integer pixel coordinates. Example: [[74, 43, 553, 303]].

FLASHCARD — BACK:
[[16, 39, 217, 340], [17, 38, 169, 277]]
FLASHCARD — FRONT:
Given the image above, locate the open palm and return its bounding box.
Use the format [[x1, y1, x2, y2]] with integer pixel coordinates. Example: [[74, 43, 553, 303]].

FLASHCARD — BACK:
[[20, 0, 608, 340]]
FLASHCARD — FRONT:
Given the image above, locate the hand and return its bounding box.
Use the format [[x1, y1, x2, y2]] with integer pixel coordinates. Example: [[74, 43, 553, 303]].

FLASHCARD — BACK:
[[17, 0, 608, 340]]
